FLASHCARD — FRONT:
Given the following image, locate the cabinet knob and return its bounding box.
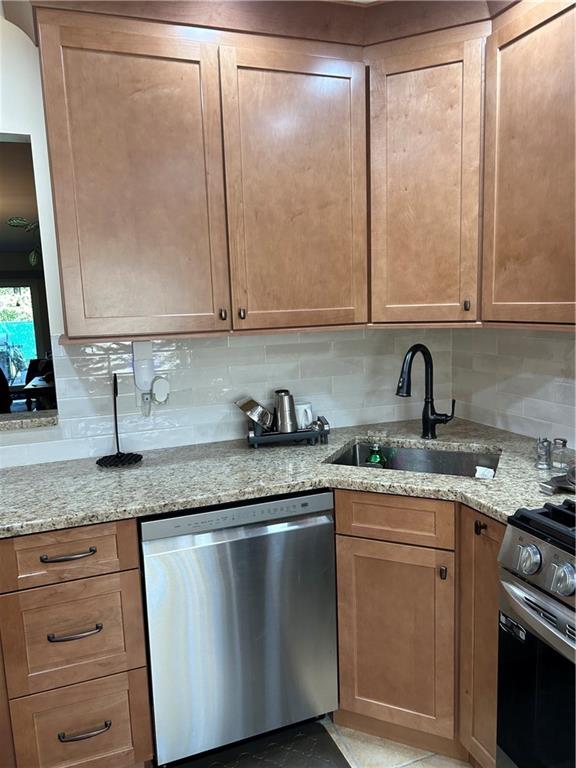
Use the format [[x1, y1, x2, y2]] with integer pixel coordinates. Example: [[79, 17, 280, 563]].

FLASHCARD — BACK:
[[238, 308, 247, 320], [439, 565, 448, 580], [463, 299, 471, 311], [474, 520, 488, 536], [219, 308, 228, 321]]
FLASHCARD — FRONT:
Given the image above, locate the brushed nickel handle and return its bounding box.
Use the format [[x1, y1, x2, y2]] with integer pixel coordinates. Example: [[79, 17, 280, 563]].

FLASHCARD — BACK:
[[463, 299, 471, 311], [58, 720, 112, 743], [439, 566, 448, 580], [47, 623, 103, 643], [219, 308, 227, 321], [40, 546, 97, 563], [238, 308, 247, 320]]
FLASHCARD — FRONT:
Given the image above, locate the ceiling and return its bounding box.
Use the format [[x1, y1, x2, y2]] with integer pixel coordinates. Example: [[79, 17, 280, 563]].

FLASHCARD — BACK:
[[0, 140, 39, 253]]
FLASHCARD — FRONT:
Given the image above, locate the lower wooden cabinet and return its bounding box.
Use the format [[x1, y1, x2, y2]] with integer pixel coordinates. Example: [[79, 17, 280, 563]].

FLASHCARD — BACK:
[[0, 571, 146, 697], [9, 668, 152, 768], [0, 520, 153, 768], [459, 507, 505, 768], [337, 534, 456, 739]]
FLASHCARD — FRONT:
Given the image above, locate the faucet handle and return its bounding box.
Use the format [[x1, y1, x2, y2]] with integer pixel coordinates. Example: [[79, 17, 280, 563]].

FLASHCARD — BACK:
[[437, 399, 456, 424]]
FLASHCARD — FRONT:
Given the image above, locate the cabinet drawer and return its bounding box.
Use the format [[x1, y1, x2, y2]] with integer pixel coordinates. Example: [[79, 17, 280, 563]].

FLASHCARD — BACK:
[[0, 520, 139, 592], [0, 571, 146, 698], [335, 491, 455, 549], [9, 668, 152, 768]]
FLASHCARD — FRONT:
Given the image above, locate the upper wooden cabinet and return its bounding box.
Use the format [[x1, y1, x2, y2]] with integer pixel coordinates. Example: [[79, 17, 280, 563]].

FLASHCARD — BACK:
[[482, 2, 575, 324], [37, 11, 232, 338], [221, 46, 367, 329], [370, 39, 483, 323]]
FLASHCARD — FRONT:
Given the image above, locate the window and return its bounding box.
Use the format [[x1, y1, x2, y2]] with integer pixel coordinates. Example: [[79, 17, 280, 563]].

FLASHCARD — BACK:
[[0, 285, 37, 385]]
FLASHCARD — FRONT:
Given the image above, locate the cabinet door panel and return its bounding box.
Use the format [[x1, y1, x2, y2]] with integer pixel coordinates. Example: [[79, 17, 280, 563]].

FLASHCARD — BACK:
[[482, 3, 575, 323], [459, 506, 505, 768], [337, 535, 455, 738], [221, 46, 367, 329], [371, 41, 482, 322], [0, 571, 146, 697], [37, 12, 231, 337], [9, 669, 152, 768]]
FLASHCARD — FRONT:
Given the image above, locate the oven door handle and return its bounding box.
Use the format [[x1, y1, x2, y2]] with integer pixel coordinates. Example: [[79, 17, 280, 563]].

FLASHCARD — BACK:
[[500, 572, 575, 664]]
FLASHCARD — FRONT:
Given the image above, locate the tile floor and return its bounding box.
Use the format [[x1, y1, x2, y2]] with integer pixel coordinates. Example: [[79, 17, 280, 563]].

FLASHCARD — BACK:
[[322, 719, 470, 768]]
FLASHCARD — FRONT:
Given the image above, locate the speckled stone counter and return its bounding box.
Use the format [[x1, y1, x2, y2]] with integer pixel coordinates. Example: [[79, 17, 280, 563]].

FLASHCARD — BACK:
[[0, 410, 58, 431], [0, 418, 573, 539]]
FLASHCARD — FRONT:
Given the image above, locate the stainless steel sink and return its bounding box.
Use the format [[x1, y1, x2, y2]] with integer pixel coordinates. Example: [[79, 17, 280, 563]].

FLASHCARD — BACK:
[[329, 442, 501, 479]]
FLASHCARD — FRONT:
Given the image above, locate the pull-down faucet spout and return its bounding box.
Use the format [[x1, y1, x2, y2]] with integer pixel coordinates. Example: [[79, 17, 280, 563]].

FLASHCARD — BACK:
[[396, 343, 455, 440]]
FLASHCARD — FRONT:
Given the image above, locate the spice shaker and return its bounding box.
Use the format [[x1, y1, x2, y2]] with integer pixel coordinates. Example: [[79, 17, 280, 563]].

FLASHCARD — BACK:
[[535, 437, 552, 470], [551, 438, 569, 470]]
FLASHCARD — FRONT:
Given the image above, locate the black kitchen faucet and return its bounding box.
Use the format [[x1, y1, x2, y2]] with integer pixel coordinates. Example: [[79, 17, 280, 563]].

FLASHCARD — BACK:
[[396, 343, 456, 439]]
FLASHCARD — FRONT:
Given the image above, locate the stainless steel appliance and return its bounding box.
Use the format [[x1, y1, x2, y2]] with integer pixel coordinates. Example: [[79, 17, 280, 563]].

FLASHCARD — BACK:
[[141, 492, 338, 766], [497, 498, 575, 768]]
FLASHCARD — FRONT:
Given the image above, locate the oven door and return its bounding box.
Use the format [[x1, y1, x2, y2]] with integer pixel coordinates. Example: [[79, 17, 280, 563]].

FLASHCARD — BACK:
[[497, 570, 575, 768]]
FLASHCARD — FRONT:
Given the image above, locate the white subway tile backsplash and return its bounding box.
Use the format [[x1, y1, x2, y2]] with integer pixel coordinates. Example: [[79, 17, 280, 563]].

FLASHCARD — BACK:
[[2, 326, 574, 467], [453, 329, 575, 446]]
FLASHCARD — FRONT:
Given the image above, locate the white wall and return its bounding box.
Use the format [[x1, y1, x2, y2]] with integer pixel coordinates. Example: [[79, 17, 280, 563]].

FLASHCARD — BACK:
[[0, 10, 63, 333]]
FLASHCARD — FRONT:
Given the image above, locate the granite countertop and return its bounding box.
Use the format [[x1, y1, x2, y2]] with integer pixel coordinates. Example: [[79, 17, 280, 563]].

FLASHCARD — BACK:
[[0, 418, 573, 539], [0, 410, 58, 431]]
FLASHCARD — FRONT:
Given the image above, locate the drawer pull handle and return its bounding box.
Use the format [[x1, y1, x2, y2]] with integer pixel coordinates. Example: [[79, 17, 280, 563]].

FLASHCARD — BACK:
[[47, 623, 103, 643], [439, 565, 448, 580], [40, 546, 97, 563], [58, 720, 112, 743]]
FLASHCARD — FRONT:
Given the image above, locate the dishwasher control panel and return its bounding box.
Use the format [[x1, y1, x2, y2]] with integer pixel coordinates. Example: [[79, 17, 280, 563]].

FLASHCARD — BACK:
[[140, 491, 334, 541]]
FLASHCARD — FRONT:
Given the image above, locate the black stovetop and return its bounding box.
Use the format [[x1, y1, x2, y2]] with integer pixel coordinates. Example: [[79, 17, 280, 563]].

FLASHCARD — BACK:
[[509, 498, 576, 554]]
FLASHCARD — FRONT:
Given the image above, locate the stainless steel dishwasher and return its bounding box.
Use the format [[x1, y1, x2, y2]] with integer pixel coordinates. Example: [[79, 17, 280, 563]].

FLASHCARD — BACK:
[[141, 491, 338, 766]]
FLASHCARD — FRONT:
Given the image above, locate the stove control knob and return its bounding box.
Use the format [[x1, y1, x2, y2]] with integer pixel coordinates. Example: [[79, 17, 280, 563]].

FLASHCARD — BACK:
[[552, 563, 576, 597], [518, 544, 542, 575]]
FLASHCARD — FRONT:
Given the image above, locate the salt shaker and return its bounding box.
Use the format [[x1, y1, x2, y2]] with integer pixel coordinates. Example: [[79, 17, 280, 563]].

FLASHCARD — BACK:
[[551, 438, 568, 470], [535, 437, 552, 470]]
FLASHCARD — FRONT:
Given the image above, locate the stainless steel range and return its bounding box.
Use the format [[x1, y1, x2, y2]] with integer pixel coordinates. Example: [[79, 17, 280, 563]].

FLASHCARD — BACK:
[[497, 497, 575, 768]]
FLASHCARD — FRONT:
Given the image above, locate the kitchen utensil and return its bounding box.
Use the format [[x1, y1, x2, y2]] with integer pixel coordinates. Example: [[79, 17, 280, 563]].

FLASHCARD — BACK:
[[539, 461, 576, 495], [96, 374, 142, 469], [295, 402, 313, 429], [274, 389, 298, 433], [235, 397, 274, 431]]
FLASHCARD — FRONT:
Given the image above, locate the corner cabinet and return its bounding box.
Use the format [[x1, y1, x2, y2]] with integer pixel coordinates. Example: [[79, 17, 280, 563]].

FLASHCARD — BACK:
[[37, 9, 367, 338], [221, 47, 367, 330], [370, 39, 483, 323], [459, 506, 505, 768], [482, 2, 575, 324], [37, 11, 231, 338]]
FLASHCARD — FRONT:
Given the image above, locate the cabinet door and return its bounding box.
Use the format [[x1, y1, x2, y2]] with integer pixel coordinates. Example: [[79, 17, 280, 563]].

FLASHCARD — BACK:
[[459, 506, 505, 768], [37, 11, 231, 338], [337, 535, 455, 738], [371, 40, 483, 322], [220, 46, 367, 330], [482, 3, 575, 323]]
